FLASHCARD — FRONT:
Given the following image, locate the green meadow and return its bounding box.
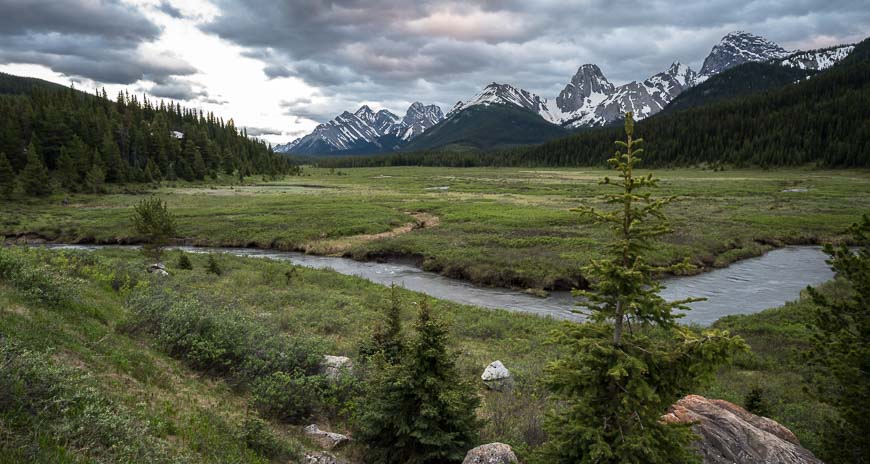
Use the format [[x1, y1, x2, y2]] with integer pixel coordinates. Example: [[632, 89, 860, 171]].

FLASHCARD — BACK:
[[2, 167, 868, 290]]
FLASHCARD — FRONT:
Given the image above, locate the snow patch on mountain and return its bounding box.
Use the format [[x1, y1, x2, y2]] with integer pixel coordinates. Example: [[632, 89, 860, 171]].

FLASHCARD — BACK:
[[777, 45, 855, 71]]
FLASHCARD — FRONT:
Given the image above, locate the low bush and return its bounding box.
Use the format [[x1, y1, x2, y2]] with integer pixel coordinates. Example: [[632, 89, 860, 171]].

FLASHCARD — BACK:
[[250, 371, 324, 422], [126, 288, 323, 381]]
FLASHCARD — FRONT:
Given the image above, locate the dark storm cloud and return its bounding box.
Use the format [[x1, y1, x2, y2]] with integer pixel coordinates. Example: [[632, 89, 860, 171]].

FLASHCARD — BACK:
[[0, 0, 197, 84], [203, 0, 870, 121]]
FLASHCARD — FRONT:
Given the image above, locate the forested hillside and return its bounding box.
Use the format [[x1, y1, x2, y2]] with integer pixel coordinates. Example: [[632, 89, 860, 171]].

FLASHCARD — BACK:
[[321, 37, 870, 169], [0, 73, 292, 196], [662, 62, 817, 113]]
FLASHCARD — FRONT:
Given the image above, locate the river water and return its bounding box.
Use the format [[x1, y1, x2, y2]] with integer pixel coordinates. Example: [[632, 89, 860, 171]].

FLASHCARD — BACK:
[[44, 245, 834, 326]]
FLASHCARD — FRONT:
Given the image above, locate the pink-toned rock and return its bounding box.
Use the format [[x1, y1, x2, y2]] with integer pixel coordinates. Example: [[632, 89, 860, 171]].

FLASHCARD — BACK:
[[462, 443, 518, 464], [663, 395, 822, 464]]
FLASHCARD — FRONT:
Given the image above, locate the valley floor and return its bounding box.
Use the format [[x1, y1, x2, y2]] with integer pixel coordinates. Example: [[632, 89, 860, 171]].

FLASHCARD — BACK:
[[0, 246, 842, 462], [2, 167, 869, 290]]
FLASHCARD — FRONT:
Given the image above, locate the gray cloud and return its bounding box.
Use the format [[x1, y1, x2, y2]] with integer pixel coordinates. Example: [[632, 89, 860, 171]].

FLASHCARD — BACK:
[[203, 0, 870, 122], [0, 0, 196, 84], [263, 64, 292, 79], [157, 1, 184, 19], [244, 126, 284, 137], [149, 77, 209, 101]]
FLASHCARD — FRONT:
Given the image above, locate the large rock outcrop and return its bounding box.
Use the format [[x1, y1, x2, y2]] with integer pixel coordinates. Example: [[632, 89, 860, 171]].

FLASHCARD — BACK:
[[663, 395, 822, 464], [462, 443, 519, 464]]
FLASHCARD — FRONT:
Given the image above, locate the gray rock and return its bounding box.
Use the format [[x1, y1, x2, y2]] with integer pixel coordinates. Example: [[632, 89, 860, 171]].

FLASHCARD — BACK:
[[147, 263, 169, 276], [462, 443, 519, 464], [481, 361, 510, 381], [321, 355, 353, 379], [663, 394, 822, 464], [304, 424, 350, 450], [481, 361, 513, 391], [303, 451, 348, 464]]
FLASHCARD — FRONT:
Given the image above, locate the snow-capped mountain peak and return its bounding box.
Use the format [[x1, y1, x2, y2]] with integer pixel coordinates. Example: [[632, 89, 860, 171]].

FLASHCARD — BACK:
[[285, 102, 442, 154], [449, 82, 557, 122], [697, 31, 791, 82], [397, 102, 444, 140]]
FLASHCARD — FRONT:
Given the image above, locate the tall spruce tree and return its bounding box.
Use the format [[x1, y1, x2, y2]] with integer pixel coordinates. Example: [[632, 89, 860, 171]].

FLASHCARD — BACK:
[[538, 113, 745, 464], [354, 299, 480, 464], [806, 215, 869, 463], [20, 142, 52, 196], [0, 152, 14, 197]]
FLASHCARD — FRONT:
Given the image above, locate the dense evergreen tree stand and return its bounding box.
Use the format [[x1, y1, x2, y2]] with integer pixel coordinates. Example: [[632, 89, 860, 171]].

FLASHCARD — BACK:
[[354, 300, 480, 464], [806, 215, 869, 464], [0, 72, 294, 196], [538, 113, 745, 463]]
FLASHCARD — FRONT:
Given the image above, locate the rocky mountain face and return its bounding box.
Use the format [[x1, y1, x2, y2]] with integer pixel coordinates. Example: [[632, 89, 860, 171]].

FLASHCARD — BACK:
[[285, 102, 444, 155], [398, 102, 444, 140], [448, 82, 557, 123], [558, 62, 696, 128], [697, 31, 791, 82], [273, 138, 299, 153]]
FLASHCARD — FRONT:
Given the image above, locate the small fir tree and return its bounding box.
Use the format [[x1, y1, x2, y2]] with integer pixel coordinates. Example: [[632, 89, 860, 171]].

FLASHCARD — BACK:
[[359, 283, 405, 364], [354, 299, 480, 464], [20, 142, 52, 196], [176, 252, 193, 270], [539, 113, 745, 464], [0, 152, 14, 197], [806, 215, 869, 463], [744, 386, 770, 417], [131, 196, 177, 262], [206, 255, 222, 275]]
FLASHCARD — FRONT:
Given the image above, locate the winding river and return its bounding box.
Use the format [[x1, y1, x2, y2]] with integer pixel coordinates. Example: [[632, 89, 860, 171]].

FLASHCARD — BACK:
[[42, 244, 835, 325]]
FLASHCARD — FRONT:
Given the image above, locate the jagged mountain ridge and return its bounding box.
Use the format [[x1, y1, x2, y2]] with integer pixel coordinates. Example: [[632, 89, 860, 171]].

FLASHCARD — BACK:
[[279, 31, 855, 154], [284, 102, 444, 155]]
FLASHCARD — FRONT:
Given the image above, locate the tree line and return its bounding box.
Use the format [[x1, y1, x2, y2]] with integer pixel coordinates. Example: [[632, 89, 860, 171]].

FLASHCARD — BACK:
[[0, 72, 295, 196]]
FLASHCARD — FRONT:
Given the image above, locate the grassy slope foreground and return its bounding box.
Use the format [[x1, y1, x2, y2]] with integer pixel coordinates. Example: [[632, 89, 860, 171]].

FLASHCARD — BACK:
[[2, 168, 868, 291], [0, 245, 846, 462]]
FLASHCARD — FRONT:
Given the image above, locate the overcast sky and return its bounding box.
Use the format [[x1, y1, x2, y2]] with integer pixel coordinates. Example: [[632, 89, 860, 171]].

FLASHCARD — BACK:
[[1, 0, 867, 145]]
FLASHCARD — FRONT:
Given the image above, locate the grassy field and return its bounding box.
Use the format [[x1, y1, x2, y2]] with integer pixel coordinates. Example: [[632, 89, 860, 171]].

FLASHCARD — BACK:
[[0, 245, 843, 461], [0, 167, 870, 289], [2, 167, 868, 291]]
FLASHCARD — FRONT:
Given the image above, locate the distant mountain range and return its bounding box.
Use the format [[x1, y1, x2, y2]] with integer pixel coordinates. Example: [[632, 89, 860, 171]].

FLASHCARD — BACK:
[[277, 32, 855, 155]]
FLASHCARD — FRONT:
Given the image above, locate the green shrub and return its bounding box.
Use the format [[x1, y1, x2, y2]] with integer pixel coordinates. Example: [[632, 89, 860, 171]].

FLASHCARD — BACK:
[[250, 371, 324, 423], [126, 289, 323, 380]]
